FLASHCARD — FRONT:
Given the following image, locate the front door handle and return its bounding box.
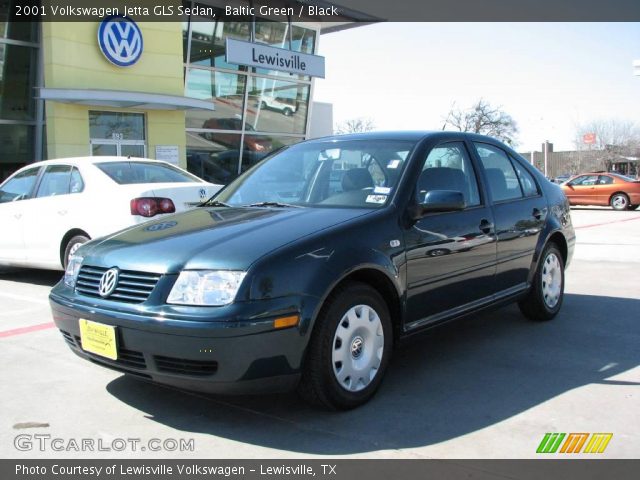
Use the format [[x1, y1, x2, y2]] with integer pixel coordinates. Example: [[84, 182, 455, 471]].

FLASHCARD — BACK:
[[479, 219, 494, 234], [58, 210, 67, 216], [13, 213, 22, 220]]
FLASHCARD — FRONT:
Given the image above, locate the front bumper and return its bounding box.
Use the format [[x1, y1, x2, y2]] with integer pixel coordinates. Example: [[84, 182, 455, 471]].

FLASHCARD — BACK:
[[49, 288, 315, 394]]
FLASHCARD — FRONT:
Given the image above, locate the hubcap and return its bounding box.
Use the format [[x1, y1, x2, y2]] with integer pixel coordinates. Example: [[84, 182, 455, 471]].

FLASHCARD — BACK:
[[68, 242, 82, 257], [541, 252, 562, 308], [613, 195, 627, 209], [332, 304, 384, 392]]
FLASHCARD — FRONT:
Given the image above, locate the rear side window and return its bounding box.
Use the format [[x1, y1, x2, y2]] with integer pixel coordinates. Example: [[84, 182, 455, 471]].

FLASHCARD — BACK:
[[510, 156, 539, 197], [96, 162, 201, 185], [0, 167, 40, 203], [474, 143, 522, 202], [36, 165, 72, 198]]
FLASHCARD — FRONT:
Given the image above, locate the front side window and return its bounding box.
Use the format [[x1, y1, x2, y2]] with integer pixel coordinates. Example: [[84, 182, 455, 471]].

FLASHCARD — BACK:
[[96, 162, 201, 185], [569, 175, 598, 186], [36, 165, 73, 198], [416, 142, 481, 207], [216, 140, 416, 208], [598, 175, 614, 185], [0, 167, 40, 203], [474, 143, 523, 202]]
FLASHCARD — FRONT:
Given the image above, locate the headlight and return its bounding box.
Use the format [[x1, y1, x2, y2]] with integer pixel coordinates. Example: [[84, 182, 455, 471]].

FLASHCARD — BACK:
[[167, 270, 246, 306], [64, 255, 83, 288]]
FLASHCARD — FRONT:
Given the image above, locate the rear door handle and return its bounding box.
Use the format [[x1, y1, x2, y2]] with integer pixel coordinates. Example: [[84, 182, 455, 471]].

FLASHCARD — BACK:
[[532, 208, 543, 220], [58, 210, 67, 216], [14, 213, 22, 220], [479, 219, 494, 234]]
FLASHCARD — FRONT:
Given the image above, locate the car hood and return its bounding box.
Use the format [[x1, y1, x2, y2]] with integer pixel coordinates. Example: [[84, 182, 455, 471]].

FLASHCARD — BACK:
[[80, 206, 371, 273]]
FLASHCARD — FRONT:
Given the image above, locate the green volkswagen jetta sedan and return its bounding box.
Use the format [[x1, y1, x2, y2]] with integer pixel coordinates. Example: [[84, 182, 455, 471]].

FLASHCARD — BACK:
[[50, 131, 575, 410]]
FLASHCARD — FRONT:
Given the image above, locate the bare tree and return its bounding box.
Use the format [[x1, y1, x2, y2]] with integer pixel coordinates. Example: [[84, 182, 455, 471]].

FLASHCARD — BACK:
[[443, 99, 519, 146], [335, 117, 376, 135], [574, 119, 640, 171]]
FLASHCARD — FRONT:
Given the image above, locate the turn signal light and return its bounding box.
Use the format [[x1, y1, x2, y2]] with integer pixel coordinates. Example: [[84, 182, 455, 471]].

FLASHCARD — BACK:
[[130, 197, 176, 217], [273, 315, 300, 329]]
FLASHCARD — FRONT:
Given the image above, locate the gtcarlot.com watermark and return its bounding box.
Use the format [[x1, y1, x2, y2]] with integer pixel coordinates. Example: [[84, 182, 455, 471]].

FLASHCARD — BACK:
[[14, 434, 195, 453]]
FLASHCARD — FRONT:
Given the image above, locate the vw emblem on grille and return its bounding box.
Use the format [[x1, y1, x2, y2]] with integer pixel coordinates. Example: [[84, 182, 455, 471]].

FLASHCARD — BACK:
[[98, 268, 119, 298], [98, 15, 143, 67], [199, 188, 207, 200]]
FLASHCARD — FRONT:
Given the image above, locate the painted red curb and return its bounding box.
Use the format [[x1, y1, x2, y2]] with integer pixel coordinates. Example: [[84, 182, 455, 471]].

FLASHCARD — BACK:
[[0, 322, 55, 338]]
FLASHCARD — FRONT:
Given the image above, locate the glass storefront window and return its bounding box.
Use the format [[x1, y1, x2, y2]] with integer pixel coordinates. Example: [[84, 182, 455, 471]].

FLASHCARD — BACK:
[[89, 111, 145, 141], [187, 131, 242, 185], [0, 124, 34, 181], [0, 3, 38, 42], [189, 13, 251, 70], [0, 43, 37, 121], [245, 77, 309, 134], [185, 68, 246, 130]]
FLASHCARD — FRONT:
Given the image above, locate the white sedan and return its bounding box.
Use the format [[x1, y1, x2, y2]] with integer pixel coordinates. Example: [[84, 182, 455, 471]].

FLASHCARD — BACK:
[[0, 157, 221, 270]]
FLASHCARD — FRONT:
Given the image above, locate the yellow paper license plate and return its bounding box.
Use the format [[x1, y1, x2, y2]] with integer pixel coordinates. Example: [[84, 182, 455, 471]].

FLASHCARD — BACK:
[[79, 319, 117, 360]]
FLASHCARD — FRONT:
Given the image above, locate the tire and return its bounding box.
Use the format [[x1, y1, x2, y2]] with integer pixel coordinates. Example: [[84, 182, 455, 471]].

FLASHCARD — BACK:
[[518, 243, 565, 321], [283, 107, 293, 117], [610, 193, 629, 211], [260, 101, 267, 109], [63, 234, 89, 269], [298, 282, 393, 410]]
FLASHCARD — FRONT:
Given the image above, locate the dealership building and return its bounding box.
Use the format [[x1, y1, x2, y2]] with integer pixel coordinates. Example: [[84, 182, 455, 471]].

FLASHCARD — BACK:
[[0, 1, 373, 182]]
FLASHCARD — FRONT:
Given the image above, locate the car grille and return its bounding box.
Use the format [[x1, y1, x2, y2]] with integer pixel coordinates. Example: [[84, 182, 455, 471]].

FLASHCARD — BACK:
[[75, 266, 161, 303], [154, 355, 218, 377]]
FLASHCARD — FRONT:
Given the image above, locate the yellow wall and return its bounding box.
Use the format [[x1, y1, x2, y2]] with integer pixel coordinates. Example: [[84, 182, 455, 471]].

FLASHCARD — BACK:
[[42, 21, 187, 165]]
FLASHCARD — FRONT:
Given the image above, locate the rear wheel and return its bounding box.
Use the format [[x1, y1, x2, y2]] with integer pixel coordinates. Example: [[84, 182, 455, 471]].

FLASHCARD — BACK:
[[518, 243, 565, 321], [283, 107, 293, 116], [610, 193, 629, 211], [63, 235, 89, 269], [298, 282, 392, 410]]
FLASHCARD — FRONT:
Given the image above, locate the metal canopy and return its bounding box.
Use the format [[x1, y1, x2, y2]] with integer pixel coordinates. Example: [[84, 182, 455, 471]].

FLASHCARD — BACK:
[[36, 88, 215, 111]]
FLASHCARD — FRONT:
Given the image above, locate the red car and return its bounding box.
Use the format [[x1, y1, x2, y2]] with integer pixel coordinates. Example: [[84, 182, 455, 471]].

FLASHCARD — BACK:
[[561, 172, 640, 210]]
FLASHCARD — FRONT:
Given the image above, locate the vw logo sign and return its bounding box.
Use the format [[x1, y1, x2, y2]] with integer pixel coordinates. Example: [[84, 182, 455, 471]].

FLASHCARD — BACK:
[[144, 221, 177, 232], [98, 15, 143, 67], [98, 268, 119, 298], [199, 189, 207, 200]]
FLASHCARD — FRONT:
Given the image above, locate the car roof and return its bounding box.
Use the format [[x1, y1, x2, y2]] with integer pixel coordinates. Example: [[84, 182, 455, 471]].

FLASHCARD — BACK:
[[22, 157, 169, 168], [303, 130, 501, 144]]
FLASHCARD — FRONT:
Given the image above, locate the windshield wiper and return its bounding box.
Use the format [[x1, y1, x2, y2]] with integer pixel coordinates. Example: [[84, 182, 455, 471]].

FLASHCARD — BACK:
[[198, 199, 231, 208], [245, 201, 303, 208]]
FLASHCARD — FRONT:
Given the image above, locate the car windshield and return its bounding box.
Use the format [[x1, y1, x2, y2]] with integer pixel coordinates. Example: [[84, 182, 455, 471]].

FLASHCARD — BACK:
[[215, 140, 416, 208], [96, 161, 202, 185]]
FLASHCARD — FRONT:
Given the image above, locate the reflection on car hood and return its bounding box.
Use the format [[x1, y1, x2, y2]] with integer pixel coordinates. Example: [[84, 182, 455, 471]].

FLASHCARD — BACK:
[[80, 207, 371, 273]]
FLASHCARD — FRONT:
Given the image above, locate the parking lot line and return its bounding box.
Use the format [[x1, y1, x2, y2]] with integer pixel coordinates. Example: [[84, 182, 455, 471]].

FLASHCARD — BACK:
[[0, 291, 49, 305], [575, 216, 640, 230], [0, 322, 55, 338]]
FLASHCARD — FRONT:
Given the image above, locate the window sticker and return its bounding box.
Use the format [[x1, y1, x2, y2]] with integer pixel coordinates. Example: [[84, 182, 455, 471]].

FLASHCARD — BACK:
[[366, 194, 387, 204], [374, 186, 391, 195], [387, 159, 401, 169]]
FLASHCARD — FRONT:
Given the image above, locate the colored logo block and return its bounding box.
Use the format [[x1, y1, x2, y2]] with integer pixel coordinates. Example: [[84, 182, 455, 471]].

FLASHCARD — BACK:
[[537, 433, 612, 454]]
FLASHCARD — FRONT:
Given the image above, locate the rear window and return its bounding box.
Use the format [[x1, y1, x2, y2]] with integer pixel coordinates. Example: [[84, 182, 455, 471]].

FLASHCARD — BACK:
[[96, 162, 201, 185]]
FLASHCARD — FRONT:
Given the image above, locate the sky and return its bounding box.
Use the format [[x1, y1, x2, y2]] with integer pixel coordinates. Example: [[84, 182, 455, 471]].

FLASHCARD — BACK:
[[313, 22, 640, 152]]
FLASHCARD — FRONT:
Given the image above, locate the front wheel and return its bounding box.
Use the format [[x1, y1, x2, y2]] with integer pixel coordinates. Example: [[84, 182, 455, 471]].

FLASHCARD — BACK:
[[518, 243, 565, 321], [63, 234, 89, 269], [610, 193, 629, 211], [298, 282, 392, 410]]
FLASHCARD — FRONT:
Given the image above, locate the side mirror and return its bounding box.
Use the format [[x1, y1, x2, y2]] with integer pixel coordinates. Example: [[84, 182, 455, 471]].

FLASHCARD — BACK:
[[411, 190, 466, 219]]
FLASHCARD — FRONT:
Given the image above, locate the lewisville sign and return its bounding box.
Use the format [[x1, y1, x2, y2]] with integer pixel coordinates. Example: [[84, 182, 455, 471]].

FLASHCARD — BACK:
[[225, 38, 325, 78]]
